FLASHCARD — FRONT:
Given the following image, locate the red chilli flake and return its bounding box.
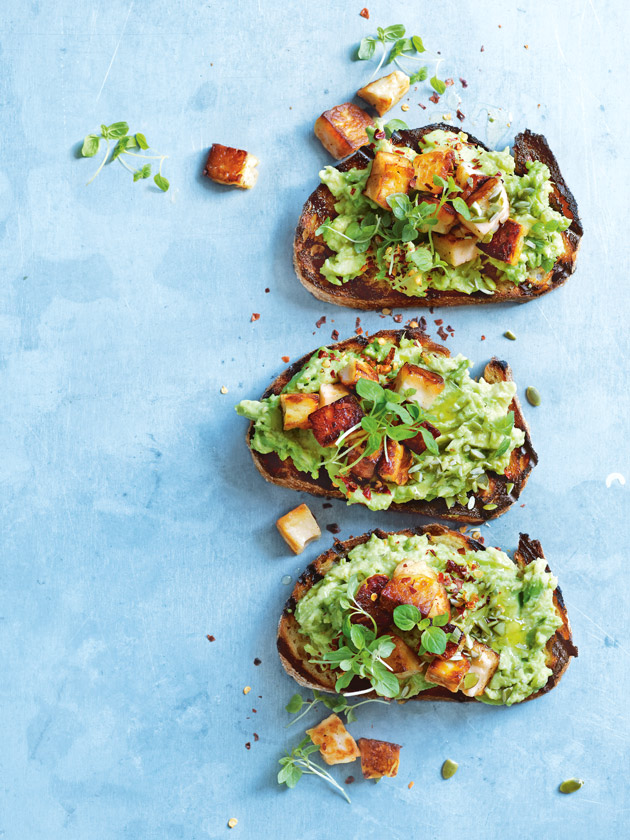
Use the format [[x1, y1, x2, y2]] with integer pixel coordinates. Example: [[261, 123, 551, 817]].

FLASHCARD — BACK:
[[374, 129, 385, 140], [206, 635, 215, 642], [264, 287, 270, 293], [429, 93, 440, 104], [281, 355, 290, 363], [457, 109, 466, 122], [345, 776, 355, 784], [254, 658, 261, 666], [435, 318, 443, 326], [326, 523, 341, 534], [360, 8, 369, 19], [481, 335, 486, 341], [251, 313, 260, 322], [245, 742, 251, 750], [460, 77, 468, 87], [362, 487, 372, 500], [316, 316, 326, 328], [480, 45, 485, 52], [437, 327, 448, 340], [445, 78, 454, 86], [418, 102, 427, 110], [331, 329, 339, 340], [419, 316, 427, 330], [253, 733, 260, 742], [323, 502, 332, 509], [393, 314, 403, 323]]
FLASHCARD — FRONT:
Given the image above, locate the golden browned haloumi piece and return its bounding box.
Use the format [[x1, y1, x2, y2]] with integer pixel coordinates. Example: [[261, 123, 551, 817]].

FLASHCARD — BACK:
[[459, 176, 509, 237], [412, 149, 456, 194], [380, 569, 449, 619], [276, 503, 321, 554], [203, 144, 259, 188], [338, 358, 378, 387], [394, 362, 445, 409], [461, 641, 500, 697], [433, 227, 479, 267], [425, 656, 470, 692], [415, 195, 457, 234], [306, 714, 360, 765], [314, 103, 374, 159], [377, 439, 412, 485], [309, 395, 364, 447], [357, 70, 410, 116], [405, 421, 441, 455], [364, 151, 414, 210], [279, 393, 320, 430], [318, 383, 351, 407], [358, 738, 402, 779], [477, 219, 526, 265], [383, 635, 424, 675], [347, 438, 384, 482]]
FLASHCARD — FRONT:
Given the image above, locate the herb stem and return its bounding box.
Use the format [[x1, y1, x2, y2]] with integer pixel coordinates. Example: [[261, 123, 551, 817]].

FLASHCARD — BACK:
[[123, 151, 168, 162], [370, 42, 388, 79], [86, 139, 111, 185], [297, 760, 351, 803], [285, 700, 319, 728]]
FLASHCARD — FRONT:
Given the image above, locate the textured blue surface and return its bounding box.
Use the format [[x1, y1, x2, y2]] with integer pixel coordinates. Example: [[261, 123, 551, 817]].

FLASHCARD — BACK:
[[1, 1, 628, 838]]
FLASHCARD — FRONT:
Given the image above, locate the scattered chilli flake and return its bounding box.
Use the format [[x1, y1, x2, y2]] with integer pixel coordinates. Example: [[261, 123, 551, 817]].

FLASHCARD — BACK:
[[418, 103, 426, 110], [460, 77, 468, 87], [206, 634, 216, 642], [326, 523, 341, 534], [457, 109, 465, 122], [435, 319, 443, 326], [245, 742, 251, 750], [437, 326, 448, 340], [243, 686, 252, 695], [253, 657, 261, 665], [331, 329, 339, 340], [265, 287, 270, 293], [360, 7, 369, 18], [606, 473, 626, 488], [316, 316, 326, 328], [393, 314, 403, 323], [254, 733, 259, 741], [345, 775, 355, 784], [481, 335, 486, 341], [281, 355, 290, 363], [251, 313, 260, 322], [429, 93, 440, 104]]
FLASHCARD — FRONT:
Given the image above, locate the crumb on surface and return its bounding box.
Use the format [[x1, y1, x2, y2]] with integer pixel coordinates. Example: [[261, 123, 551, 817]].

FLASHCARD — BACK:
[[206, 634, 215, 642], [243, 686, 251, 695], [220, 386, 228, 394], [251, 313, 260, 322], [281, 355, 290, 363], [228, 818, 238, 829]]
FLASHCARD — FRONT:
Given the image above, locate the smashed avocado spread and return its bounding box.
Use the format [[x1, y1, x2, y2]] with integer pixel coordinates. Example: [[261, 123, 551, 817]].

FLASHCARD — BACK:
[[236, 336, 524, 512], [316, 125, 571, 297], [294, 532, 562, 705]]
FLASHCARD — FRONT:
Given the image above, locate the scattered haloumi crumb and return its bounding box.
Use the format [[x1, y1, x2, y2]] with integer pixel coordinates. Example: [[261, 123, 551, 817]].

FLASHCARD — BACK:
[[401, 104, 410, 112], [220, 386, 228, 394], [606, 472, 626, 488], [408, 781, 414, 789], [228, 818, 238, 829], [409, 320, 418, 328], [243, 686, 251, 695]]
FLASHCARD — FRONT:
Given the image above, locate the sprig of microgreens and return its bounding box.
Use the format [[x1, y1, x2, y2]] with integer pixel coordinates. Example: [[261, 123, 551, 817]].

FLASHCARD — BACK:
[[80, 122, 170, 192], [285, 689, 388, 727], [392, 606, 452, 655], [311, 575, 399, 697], [278, 735, 351, 803], [357, 25, 445, 91], [326, 377, 440, 476]]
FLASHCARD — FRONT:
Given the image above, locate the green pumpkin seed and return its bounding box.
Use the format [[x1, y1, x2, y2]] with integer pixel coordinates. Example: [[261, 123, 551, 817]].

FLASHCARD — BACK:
[[463, 673, 479, 689], [559, 778, 583, 794], [441, 759, 458, 779], [526, 386, 541, 406], [504, 330, 517, 340]]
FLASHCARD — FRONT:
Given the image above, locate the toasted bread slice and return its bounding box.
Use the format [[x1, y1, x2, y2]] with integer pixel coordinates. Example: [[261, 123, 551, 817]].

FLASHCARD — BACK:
[[294, 124, 582, 309], [277, 525, 577, 704], [245, 327, 537, 524]]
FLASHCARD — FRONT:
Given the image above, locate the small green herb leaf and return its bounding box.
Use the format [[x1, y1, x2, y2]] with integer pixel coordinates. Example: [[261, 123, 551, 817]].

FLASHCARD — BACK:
[[355, 378, 384, 402], [412, 35, 425, 53], [409, 67, 428, 84], [135, 132, 149, 150], [81, 134, 100, 157], [430, 76, 446, 94], [393, 604, 422, 631], [432, 612, 450, 628], [103, 121, 129, 139], [383, 24, 405, 40], [451, 197, 471, 219], [154, 173, 170, 192], [286, 694, 304, 714], [383, 118, 409, 138], [421, 625, 448, 655], [358, 36, 376, 59]]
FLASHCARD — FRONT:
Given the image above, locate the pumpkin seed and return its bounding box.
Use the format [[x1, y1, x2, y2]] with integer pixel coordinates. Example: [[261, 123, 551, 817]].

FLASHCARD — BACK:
[[559, 778, 583, 794], [441, 759, 459, 779], [463, 673, 479, 689], [504, 330, 517, 340], [526, 386, 541, 406]]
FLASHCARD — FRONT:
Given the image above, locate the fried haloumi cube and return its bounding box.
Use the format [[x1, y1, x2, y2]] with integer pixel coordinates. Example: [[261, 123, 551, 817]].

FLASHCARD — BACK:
[[306, 714, 360, 765], [383, 635, 424, 675], [412, 149, 456, 194], [461, 641, 500, 697], [425, 655, 470, 692], [406, 420, 441, 455], [309, 394, 364, 447], [477, 219, 526, 265], [380, 565, 450, 619], [314, 103, 374, 159], [352, 573, 392, 629], [276, 503, 321, 554], [338, 358, 379, 387], [433, 227, 479, 267], [318, 383, 351, 407], [358, 738, 402, 780], [377, 439, 412, 485], [363, 151, 414, 210], [394, 362, 445, 409], [459, 176, 509, 237], [357, 70, 410, 116], [347, 438, 384, 482], [203, 144, 259, 188], [279, 393, 320, 430], [415, 195, 457, 234]]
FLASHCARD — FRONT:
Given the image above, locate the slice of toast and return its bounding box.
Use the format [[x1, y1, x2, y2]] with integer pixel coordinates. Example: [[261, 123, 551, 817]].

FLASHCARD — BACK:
[[277, 525, 578, 704], [294, 123, 582, 309], [245, 327, 537, 524]]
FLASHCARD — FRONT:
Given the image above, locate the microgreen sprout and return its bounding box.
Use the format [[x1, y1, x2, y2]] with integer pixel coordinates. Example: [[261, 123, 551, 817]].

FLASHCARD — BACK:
[[285, 689, 389, 727], [80, 122, 170, 192], [392, 605, 451, 655], [278, 736, 351, 803], [356, 25, 445, 92]]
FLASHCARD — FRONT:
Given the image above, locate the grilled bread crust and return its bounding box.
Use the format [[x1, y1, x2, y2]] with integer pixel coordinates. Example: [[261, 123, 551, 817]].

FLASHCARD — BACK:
[[246, 328, 537, 524], [294, 124, 582, 309], [277, 525, 577, 704]]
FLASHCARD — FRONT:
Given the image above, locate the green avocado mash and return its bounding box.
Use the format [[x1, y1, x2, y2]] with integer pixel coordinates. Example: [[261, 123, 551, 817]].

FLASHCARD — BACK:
[[317, 125, 571, 297], [294, 532, 562, 705], [236, 336, 524, 512]]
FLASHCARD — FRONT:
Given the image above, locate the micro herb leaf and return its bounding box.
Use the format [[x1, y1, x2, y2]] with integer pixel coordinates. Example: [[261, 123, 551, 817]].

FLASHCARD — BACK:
[[430, 76, 446, 94], [133, 164, 152, 182], [432, 612, 450, 627], [494, 437, 512, 458], [135, 132, 149, 150], [451, 196, 471, 219], [355, 377, 384, 402], [286, 694, 304, 714], [419, 425, 440, 455], [386, 192, 412, 218], [383, 24, 405, 40], [154, 173, 170, 192], [393, 604, 422, 631], [102, 121, 129, 139], [421, 625, 448, 655], [412, 35, 425, 52], [409, 67, 428, 84], [384, 118, 409, 138], [358, 36, 376, 60], [409, 247, 433, 272], [432, 174, 447, 190], [278, 736, 351, 803], [81, 134, 100, 157]]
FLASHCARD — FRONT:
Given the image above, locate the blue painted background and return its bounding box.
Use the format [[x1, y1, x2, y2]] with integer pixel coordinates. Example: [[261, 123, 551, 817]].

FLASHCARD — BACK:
[[1, 1, 628, 837]]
